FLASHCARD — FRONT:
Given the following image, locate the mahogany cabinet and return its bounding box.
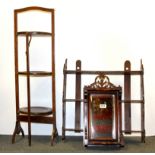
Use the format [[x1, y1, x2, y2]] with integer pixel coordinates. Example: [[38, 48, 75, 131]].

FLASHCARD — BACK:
[[83, 74, 124, 146]]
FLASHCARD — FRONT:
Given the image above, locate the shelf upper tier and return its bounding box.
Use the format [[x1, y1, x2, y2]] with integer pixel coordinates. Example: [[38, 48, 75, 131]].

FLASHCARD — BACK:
[[17, 31, 52, 37], [18, 71, 53, 77]]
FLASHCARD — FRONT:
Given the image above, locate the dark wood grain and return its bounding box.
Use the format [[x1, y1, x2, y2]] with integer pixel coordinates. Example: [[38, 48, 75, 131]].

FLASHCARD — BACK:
[[62, 59, 145, 143], [124, 60, 131, 134], [83, 74, 124, 146], [75, 60, 81, 132]]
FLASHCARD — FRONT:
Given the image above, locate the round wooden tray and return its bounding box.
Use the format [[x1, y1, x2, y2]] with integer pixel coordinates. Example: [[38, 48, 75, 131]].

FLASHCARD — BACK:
[[17, 31, 52, 37], [19, 106, 52, 115], [18, 71, 52, 77]]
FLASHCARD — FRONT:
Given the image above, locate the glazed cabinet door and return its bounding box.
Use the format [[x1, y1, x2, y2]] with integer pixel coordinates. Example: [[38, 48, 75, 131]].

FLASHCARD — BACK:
[[88, 93, 117, 141]]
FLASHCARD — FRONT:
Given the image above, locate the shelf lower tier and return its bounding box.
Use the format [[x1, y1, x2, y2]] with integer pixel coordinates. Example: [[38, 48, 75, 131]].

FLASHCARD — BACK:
[[19, 106, 53, 115], [17, 106, 54, 124], [17, 114, 54, 124]]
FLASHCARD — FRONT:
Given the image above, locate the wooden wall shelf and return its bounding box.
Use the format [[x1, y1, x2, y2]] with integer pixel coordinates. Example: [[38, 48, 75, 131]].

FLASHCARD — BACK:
[[62, 59, 145, 145]]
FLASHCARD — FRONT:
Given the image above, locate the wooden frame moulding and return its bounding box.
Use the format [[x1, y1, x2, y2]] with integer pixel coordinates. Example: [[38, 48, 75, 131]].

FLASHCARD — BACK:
[[62, 59, 145, 143]]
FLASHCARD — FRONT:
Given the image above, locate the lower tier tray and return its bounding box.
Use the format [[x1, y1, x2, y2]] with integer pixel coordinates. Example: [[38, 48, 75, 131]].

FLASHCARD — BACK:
[[19, 106, 53, 116]]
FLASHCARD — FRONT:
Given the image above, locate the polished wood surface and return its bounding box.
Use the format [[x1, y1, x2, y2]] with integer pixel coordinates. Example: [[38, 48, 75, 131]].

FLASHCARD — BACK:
[[12, 6, 58, 146], [75, 60, 81, 132], [17, 31, 52, 37], [62, 59, 145, 144], [124, 61, 131, 134], [19, 106, 53, 115], [83, 74, 124, 146], [18, 71, 53, 77]]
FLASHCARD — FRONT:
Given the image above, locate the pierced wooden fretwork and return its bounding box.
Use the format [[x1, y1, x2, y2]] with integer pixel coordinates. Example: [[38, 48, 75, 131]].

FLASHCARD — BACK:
[[86, 74, 118, 89]]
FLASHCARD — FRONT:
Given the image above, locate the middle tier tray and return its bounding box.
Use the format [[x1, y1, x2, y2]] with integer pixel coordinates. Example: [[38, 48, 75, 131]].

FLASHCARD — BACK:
[[18, 71, 53, 77]]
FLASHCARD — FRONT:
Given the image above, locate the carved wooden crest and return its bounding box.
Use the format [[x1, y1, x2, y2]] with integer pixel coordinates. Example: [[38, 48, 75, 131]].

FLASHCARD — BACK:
[[86, 74, 118, 89]]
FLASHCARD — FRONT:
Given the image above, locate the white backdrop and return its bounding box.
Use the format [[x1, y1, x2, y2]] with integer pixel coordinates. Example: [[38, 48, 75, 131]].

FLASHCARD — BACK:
[[0, 0, 155, 136]]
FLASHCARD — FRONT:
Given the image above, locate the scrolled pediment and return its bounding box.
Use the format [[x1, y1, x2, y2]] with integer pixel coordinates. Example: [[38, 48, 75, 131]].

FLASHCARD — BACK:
[[86, 74, 117, 89]]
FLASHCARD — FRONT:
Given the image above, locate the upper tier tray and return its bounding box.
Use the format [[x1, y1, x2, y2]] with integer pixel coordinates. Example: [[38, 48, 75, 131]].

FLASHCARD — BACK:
[[17, 31, 52, 37]]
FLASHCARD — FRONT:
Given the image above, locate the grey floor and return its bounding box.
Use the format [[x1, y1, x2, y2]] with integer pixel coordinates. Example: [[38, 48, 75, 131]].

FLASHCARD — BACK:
[[0, 135, 155, 153]]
